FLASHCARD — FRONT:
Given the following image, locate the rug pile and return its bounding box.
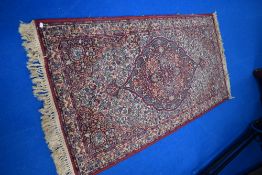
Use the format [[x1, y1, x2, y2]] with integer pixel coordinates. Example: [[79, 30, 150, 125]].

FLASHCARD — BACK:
[[20, 13, 231, 175]]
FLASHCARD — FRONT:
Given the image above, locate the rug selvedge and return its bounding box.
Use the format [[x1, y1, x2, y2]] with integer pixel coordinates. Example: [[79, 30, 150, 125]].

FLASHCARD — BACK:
[[19, 13, 231, 175]]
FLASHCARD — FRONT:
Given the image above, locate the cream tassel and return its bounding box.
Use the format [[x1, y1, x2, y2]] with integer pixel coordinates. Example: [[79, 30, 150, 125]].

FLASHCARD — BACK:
[[213, 12, 233, 99], [19, 21, 75, 175]]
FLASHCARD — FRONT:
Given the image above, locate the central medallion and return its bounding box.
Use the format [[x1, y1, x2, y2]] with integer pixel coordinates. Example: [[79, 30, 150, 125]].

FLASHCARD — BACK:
[[107, 37, 197, 111]]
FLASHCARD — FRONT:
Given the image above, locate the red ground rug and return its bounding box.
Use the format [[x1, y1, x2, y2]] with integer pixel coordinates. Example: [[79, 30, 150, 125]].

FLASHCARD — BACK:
[[19, 13, 231, 175]]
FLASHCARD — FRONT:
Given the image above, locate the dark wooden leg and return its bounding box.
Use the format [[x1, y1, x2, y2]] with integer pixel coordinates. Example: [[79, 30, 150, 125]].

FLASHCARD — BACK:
[[253, 69, 262, 80]]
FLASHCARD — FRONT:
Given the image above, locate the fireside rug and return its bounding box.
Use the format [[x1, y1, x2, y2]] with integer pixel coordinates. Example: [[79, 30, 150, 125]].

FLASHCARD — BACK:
[[19, 13, 231, 175]]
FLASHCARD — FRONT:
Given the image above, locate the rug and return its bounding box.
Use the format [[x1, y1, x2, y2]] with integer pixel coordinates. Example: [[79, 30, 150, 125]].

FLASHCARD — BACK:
[[19, 13, 231, 175]]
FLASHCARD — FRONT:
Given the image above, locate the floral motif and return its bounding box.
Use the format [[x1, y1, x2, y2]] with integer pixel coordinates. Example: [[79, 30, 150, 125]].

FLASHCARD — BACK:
[[36, 15, 230, 175]]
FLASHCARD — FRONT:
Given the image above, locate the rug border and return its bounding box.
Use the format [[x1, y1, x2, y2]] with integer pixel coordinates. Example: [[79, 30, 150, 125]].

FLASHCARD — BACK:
[[19, 13, 231, 175], [34, 13, 213, 23]]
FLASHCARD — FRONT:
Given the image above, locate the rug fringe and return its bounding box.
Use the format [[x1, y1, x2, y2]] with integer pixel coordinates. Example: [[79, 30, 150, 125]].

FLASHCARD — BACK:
[[213, 12, 233, 99], [19, 21, 75, 175]]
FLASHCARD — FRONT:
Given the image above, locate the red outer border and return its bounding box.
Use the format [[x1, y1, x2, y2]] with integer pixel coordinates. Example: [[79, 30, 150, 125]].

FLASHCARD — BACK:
[[34, 14, 230, 175], [34, 13, 213, 23]]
